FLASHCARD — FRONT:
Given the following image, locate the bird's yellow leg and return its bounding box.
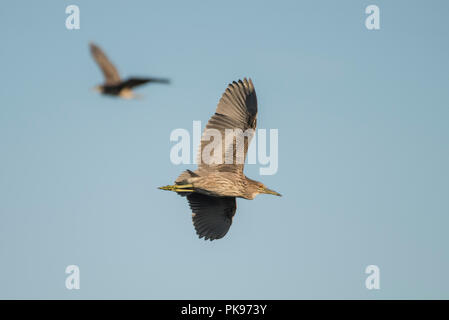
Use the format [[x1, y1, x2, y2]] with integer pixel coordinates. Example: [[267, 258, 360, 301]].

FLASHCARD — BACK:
[[175, 184, 193, 189], [159, 184, 194, 192]]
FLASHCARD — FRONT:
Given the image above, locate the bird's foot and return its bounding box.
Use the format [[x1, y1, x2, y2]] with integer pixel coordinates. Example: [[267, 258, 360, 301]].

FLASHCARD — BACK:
[[158, 184, 194, 192]]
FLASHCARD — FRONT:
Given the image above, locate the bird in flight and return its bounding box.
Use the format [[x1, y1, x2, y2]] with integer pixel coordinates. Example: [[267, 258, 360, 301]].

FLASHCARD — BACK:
[[159, 78, 281, 241], [89, 42, 170, 99]]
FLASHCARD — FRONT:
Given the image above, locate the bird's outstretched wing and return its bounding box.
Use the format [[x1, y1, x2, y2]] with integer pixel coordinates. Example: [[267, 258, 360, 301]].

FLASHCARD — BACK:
[[120, 77, 170, 89], [187, 193, 236, 240], [197, 78, 257, 173], [89, 43, 121, 85]]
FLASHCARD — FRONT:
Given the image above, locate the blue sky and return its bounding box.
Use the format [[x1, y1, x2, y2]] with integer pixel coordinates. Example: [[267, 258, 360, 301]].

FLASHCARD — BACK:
[[0, 0, 448, 299]]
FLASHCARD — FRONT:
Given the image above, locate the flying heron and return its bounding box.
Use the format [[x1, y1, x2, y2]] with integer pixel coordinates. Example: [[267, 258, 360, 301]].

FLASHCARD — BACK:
[[159, 78, 281, 241], [89, 42, 170, 99]]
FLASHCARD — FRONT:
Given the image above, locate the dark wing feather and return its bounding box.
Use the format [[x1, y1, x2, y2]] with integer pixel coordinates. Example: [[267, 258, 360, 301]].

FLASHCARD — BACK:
[[187, 193, 236, 241], [120, 77, 170, 89], [89, 43, 121, 84], [197, 78, 257, 173]]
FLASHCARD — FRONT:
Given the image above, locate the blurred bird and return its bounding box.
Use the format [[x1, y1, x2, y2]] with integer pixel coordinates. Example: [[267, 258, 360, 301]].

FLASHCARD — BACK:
[[159, 78, 281, 241], [89, 42, 170, 99]]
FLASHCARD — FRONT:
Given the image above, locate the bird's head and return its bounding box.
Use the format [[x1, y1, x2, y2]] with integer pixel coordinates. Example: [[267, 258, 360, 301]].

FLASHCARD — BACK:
[[247, 180, 282, 199]]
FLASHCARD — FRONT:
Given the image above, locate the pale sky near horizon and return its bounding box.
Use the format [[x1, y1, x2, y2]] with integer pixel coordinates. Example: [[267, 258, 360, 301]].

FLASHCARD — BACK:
[[0, 0, 448, 299]]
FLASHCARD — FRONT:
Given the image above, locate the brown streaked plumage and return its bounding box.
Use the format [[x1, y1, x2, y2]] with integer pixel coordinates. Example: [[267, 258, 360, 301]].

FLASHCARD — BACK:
[[159, 78, 281, 241], [89, 42, 170, 99]]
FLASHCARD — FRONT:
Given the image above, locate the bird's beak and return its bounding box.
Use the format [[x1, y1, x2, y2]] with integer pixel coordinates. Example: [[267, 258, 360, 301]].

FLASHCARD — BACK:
[[91, 86, 101, 93], [263, 187, 282, 197]]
